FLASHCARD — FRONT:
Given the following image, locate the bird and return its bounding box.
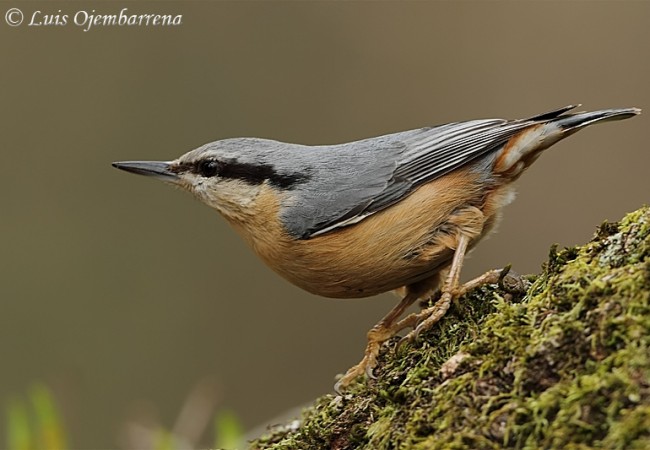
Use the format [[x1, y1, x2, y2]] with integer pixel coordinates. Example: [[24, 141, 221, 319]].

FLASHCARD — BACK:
[[112, 105, 640, 392]]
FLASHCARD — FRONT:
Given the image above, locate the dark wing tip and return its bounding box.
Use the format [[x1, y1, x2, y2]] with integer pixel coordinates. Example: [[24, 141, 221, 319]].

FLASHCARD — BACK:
[[525, 105, 581, 122]]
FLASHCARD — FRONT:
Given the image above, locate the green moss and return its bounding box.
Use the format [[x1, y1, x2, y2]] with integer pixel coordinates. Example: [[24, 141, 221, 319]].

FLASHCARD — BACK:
[[251, 207, 650, 450]]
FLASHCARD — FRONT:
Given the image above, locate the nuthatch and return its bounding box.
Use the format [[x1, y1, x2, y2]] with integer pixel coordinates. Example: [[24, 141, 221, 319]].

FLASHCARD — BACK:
[[113, 105, 640, 391]]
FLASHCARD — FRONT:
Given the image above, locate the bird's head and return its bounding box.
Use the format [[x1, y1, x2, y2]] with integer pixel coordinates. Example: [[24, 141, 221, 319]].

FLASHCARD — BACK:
[[113, 138, 310, 223]]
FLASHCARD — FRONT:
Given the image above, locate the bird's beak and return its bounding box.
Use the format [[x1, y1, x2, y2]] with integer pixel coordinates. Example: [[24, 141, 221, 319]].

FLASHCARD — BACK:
[[112, 161, 179, 182]]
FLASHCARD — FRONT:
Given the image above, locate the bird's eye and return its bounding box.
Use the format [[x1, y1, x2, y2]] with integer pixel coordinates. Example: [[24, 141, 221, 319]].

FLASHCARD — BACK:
[[197, 160, 220, 177]]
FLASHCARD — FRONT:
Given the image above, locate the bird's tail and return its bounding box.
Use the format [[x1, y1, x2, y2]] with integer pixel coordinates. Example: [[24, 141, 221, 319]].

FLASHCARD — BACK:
[[493, 105, 640, 179], [552, 107, 641, 131]]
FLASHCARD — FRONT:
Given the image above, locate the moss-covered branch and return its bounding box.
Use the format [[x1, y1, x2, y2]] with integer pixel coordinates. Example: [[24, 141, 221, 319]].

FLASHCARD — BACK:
[[252, 207, 650, 450]]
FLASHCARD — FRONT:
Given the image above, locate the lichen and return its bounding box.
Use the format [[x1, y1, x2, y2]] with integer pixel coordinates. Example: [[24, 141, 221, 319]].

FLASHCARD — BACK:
[[251, 206, 650, 450]]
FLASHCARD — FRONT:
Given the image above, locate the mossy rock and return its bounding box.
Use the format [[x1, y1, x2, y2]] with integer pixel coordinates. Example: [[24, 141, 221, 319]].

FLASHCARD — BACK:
[[252, 207, 650, 450]]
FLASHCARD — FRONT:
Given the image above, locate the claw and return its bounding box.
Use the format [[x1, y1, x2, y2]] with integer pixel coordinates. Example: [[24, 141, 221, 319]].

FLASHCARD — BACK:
[[365, 363, 376, 380], [333, 378, 344, 396], [396, 335, 412, 352], [334, 364, 363, 394], [412, 324, 423, 342], [497, 264, 512, 284], [401, 328, 419, 346], [334, 347, 379, 392]]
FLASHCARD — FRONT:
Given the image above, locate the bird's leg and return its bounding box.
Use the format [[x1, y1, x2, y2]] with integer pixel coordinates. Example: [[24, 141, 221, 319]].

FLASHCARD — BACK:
[[334, 249, 519, 393], [400, 245, 524, 344], [401, 234, 471, 343], [334, 290, 420, 394]]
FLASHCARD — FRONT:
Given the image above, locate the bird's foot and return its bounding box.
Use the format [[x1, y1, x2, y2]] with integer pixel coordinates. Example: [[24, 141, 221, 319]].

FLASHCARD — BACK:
[[400, 266, 522, 345], [400, 289, 455, 345], [334, 321, 411, 394], [335, 265, 524, 393]]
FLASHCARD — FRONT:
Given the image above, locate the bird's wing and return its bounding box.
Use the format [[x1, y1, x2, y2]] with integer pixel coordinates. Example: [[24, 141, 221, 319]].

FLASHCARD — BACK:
[[284, 107, 575, 239]]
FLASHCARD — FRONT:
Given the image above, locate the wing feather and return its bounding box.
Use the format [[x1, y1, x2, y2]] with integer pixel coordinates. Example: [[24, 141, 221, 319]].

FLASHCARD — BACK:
[[287, 108, 577, 238]]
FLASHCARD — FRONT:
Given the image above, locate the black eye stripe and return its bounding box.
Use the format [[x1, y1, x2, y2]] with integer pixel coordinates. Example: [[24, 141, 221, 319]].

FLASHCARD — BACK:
[[187, 158, 309, 190]]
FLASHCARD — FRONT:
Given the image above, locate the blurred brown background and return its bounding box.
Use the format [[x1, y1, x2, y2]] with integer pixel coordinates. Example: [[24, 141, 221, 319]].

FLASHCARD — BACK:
[[1, 1, 648, 448]]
